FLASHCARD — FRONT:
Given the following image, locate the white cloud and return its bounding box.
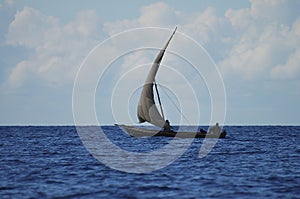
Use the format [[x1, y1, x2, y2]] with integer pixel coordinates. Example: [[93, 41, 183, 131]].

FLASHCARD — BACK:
[[103, 2, 179, 35], [6, 60, 31, 88], [225, 8, 251, 30], [219, 0, 300, 80], [5, 7, 103, 88], [138, 2, 179, 26], [271, 49, 300, 79], [181, 7, 224, 44], [6, 7, 60, 48]]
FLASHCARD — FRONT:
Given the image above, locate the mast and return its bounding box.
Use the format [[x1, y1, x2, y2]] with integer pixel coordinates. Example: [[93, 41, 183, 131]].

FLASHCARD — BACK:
[[154, 82, 165, 120]]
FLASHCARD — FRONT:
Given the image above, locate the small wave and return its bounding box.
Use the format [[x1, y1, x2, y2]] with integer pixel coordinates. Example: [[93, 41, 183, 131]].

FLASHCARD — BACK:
[[211, 150, 266, 155], [138, 184, 181, 192], [0, 186, 15, 191], [53, 192, 93, 199], [295, 148, 300, 153]]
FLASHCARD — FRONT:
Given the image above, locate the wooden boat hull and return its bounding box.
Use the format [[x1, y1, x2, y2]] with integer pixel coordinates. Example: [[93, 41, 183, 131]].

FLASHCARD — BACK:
[[118, 125, 226, 138]]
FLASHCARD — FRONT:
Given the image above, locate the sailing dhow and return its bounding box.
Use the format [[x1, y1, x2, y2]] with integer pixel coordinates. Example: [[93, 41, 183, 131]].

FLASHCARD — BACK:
[[118, 28, 226, 138]]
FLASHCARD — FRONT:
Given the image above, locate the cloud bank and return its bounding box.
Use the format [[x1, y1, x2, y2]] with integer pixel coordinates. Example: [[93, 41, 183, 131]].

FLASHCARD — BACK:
[[3, 0, 300, 89]]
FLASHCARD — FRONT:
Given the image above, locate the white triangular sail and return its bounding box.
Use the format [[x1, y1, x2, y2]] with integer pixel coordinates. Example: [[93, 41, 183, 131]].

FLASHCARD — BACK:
[[137, 28, 177, 128]]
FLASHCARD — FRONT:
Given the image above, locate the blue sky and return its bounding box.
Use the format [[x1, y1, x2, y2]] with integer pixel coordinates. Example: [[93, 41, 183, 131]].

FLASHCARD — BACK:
[[1, 0, 300, 125]]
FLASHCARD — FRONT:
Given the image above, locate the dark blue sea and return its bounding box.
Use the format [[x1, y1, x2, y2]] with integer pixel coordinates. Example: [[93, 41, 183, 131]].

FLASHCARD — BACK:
[[1, 126, 300, 198]]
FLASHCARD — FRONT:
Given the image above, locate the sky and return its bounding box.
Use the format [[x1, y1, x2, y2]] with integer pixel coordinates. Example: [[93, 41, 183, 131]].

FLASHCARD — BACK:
[[1, 0, 300, 125]]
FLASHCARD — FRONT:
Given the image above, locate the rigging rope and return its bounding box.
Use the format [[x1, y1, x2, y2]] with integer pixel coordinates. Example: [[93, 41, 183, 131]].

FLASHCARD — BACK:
[[157, 83, 191, 124]]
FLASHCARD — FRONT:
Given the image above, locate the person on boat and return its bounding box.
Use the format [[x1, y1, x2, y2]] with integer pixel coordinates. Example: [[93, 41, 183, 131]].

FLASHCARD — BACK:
[[208, 122, 221, 134], [199, 128, 207, 134], [163, 119, 172, 132]]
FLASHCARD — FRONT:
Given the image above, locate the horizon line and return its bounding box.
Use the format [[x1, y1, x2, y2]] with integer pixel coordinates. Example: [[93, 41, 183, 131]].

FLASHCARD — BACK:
[[1, 123, 300, 126]]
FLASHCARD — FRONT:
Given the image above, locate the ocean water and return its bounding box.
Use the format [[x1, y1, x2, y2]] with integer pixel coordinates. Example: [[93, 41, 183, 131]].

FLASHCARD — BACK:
[[1, 126, 299, 198]]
